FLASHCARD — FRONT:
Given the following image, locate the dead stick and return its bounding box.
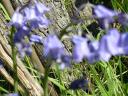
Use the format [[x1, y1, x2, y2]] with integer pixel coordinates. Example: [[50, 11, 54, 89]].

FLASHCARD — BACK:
[[0, 65, 25, 93], [1, 0, 14, 17]]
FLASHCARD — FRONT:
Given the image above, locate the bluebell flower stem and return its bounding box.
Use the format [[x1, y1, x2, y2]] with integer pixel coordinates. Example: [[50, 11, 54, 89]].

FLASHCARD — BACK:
[[12, 43, 18, 93], [10, 27, 18, 93], [43, 64, 51, 96], [55, 64, 65, 95]]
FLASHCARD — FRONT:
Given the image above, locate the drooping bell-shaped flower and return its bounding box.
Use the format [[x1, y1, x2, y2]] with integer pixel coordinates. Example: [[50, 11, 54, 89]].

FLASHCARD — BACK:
[[119, 32, 128, 54], [34, 1, 50, 14], [87, 41, 100, 63], [10, 1, 50, 58], [117, 13, 128, 26], [105, 29, 121, 55], [93, 5, 118, 29], [98, 28, 124, 61], [30, 34, 43, 44], [6, 93, 19, 96], [58, 55, 72, 69], [14, 26, 30, 43], [43, 35, 64, 61], [15, 42, 32, 58], [10, 10, 24, 28], [98, 35, 112, 61], [72, 35, 90, 63], [69, 78, 89, 91], [93, 5, 117, 18]]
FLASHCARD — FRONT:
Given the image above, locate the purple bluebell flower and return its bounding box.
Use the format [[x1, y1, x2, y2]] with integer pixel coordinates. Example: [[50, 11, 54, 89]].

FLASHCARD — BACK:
[[72, 35, 90, 63], [30, 34, 43, 44], [106, 29, 122, 55], [15, 42, 32, 58], [87, 41, 100, 63], [37, 15, 50, 28], [14, 26, 30, 43], [23, 7, 39, 28], [10, 1, 50, 58], [93, 5, 117, 18], [98, 36, 112, 61], [0, 59, 3, 68], [23, 4, 50, 29], [93, 5, 118, 29], [34, 1, 50, 14], [103, 29, 121, 55], [97, 28, 128, 62], [117, 13, 128, 26], [72, 36, 100, 63], [119, 33, 128, 54], [43, 35, 64, 60], [98, 28, 122, 61], [58, 55, 72, 69], [7, 93, 19, 96], [10, 10, 24, 28], [69, 78, 89, 91]]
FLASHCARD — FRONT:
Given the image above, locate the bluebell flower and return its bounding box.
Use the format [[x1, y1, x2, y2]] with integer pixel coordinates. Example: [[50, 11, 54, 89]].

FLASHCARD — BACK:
[[14, 26, 30, 43], [23, 4, 50, 29], [117, 13, 128, 26], [98, 28, 122, 61], [93, 5, 118, 29], [0, 59, 3, 68], [87, 41, 100, 63], [10, 10, 24, 28], [119, 33, 128, 54], [23, 7, 39, 28], [93, 5, 117, 18], [72, 36, 100, 63], [43, 35, 64, 61], [15, 42, 32, 58], [30, 34, 43, 44], [10, 1, 50, 58], [58, 55, 72, 69], [106, 29, 122, 55], [71, 29, 124, 63], [98, 36, 112, 61], [69, 78, 89, 91], [102, 29, 121, 55], [7, 93, 19, 96], [72, 35, 90, 63], [37, 15, 50, 28], [34, 1, 50, 14]]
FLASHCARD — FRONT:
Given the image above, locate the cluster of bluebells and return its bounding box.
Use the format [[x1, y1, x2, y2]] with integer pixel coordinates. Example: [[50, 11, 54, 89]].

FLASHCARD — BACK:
[[72, 5, 128, 63], [41, 5, 128, 68], [69, 5, 128, 91], [9, 0, 71, 69], [9, 1, 128, 92], [10, 1, 50, 57], [10, 2, 128, 68], [93, 5, 128, 29], [92, 5, 118, 29], [72, 28, 128, 63], [42, 35, 72, 69]]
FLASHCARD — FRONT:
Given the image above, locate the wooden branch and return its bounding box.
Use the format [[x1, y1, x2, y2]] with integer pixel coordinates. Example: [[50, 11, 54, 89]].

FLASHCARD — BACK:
[[0, 65, 25, 93], [1, 0, 14, 17]]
